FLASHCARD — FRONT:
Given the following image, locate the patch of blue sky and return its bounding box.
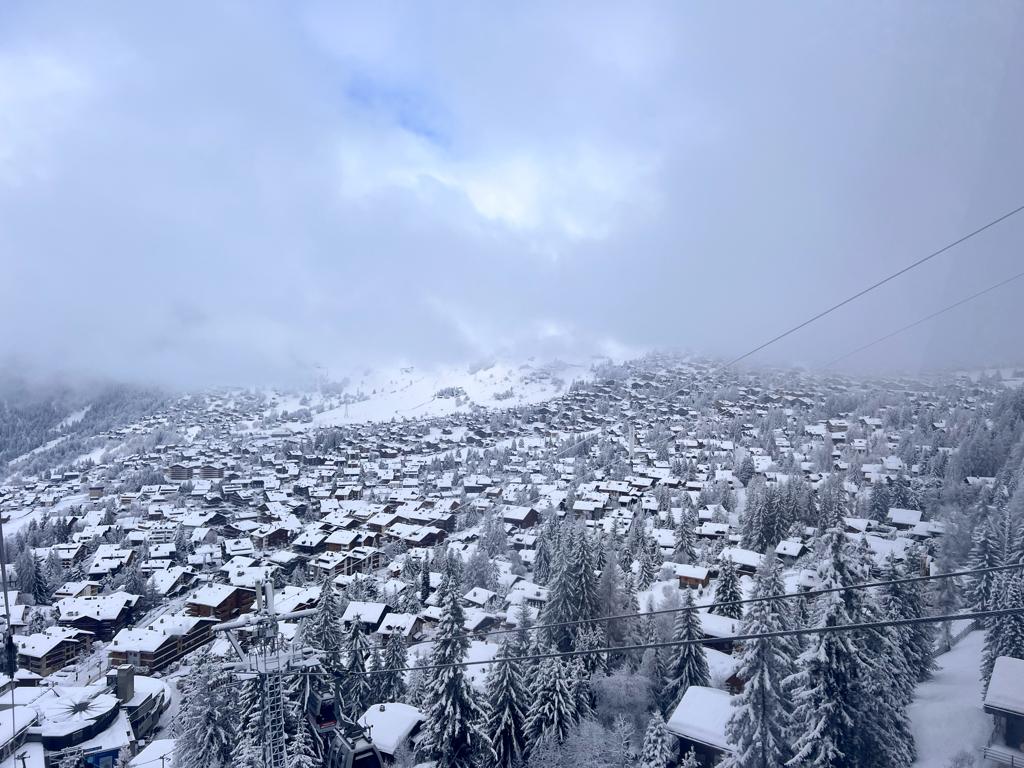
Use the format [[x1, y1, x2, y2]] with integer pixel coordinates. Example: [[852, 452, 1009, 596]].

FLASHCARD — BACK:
[[345, 72, 451, 149]]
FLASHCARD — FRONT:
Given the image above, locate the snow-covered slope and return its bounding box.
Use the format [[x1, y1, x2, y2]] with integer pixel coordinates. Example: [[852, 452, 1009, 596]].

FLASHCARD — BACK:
[[267, 359, 591, 427]]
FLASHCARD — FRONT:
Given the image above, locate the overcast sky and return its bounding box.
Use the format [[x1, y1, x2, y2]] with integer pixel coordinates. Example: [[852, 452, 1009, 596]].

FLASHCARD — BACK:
[[1, 2, 1022, 388]]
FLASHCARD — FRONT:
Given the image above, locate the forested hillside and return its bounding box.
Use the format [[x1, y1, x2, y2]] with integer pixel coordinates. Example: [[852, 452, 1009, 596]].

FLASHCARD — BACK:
[[0, 376, 166, 475]]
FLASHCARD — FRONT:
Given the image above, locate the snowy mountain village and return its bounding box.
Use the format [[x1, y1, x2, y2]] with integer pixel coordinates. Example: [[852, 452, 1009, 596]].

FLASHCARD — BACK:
[[1, 356, 1023, 768]]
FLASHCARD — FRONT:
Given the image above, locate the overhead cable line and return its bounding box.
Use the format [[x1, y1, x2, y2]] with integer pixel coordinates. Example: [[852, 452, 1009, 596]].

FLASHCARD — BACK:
[[379, 560, 1020, 653], [720, 203, 1024, 370], [822, 270, 1024, 368], [349, 605, 1018, 677]]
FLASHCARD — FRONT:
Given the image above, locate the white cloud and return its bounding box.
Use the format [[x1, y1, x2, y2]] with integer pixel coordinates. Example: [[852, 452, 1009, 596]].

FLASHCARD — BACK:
[[0, 51, 92, 185], [334, 126, 653, 244]]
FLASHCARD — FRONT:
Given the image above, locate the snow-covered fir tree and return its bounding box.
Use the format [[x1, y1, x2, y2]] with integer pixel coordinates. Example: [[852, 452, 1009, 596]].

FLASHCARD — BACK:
[[711, 556, 743, 619], [377, 631, 408, 703], [419, 563, 490, 768], [868, 484, 890, 524], [483, 637, 529, 768], [524, 654, 580, 750], [638, 712, 674, 768], [540, 544, 577, 651], [533, 524, 554, 585], [174, 651, 235, 768], [787, 524, 876, 768], [419, 556, 432, 603], [341, 616, 372, 719], [721, 554, 795, 768], [287, 718, 319, 768], [662, 588, 710, 712], [566, 525, 601, 633], [305, 577, 346, 680], [982, 573, 1024, 686], [231, 679, 263, 768], [673, 507, 697, 564]]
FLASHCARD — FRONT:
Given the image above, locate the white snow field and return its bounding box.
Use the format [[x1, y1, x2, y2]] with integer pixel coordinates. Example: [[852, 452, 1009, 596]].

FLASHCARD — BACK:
[[909, 630, 993, 767]]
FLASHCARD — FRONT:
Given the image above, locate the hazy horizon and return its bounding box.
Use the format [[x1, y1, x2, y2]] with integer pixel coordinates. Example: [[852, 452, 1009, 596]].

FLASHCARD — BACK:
[[2, 2, 1023, 388]]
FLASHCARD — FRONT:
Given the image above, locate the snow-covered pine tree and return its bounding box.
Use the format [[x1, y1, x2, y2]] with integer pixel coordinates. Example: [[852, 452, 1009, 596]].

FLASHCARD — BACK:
[[982, 573, 1024, 686], [367, 644, 385, 707], [868, 483, 890, 524], [288, 718, 319, 768], [885, 552, 937, 682], [617, 568, 644, 671], [968, 519, 1002, 624], [876, 563, 919, 708], [567, 526, 601, 630], [576, 624, 608, 676], [484, 637, 529, 768], [721, 554, 795, 768], [662, 588, 710, 713], [736, 454, 756, 487], [378, 631, 408, 702], [341, 617, 372, 719], [849, 543, 917, 767], [419, 567, 489, 768], [174, 651, 235, 768], [533, 528, 553, 586], [419, 555, 432, 603], [673, 508, 697, 564], [857, 613, 918, 768], [638, 528, 664, 589], [711, 556, 743, 619], [231, 678, 263, 768], [403, 651, 430, 709], [743, 484, 786, 554], [638, 712, 674, 768], [642, 645, 671, 714], [16, 547, 48, 605], [540, 550, 576, 652], [932, 568, 961, 654], [305, 577, 345, 680], [569, 656, 594, 722], [678, 747, 700, 768], [524, 655, 580, 751], [786, 524, 871, 768]]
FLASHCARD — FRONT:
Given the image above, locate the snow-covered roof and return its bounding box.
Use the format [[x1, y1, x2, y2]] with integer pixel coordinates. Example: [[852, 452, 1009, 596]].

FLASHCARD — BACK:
[[342, 601, 388, 626], [662, 563, 709, 580], [666, 686, 735, 752], [698, 612, 738, 639], [986, 656, 1024, 714], [887, 507, 923, 526], [131, 738, 176, 768], [14, 626, 91, 659], [358, 703, 424, 756], [56, 591, 139, 622], [187, 582, 243, 607], [718, 547, 763, 569], [774, 539, 805, 557]]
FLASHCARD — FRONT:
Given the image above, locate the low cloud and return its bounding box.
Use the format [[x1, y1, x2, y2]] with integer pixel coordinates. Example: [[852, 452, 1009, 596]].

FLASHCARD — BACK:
[[1, 2, 1022, 388]]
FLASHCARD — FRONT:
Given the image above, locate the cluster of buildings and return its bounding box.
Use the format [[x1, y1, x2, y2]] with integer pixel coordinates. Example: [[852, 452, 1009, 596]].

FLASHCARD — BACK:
[[0, 358, 1014, 765]]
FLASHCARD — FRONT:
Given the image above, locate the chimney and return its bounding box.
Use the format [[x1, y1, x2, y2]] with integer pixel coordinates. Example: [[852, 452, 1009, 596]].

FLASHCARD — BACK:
[[114, 664, 135, 703]]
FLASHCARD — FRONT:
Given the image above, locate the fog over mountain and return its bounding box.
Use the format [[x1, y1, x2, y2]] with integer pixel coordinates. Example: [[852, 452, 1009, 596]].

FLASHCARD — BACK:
[[1, 2, 1022, 388]]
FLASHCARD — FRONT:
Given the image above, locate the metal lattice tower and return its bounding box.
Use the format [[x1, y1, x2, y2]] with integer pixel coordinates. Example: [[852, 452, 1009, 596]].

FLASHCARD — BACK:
[[256, 642, 288, 768], [215, 581, 318, 768]]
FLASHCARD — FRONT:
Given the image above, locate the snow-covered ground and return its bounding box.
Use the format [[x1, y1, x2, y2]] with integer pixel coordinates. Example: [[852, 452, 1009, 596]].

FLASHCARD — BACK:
[[57, 406, 91, 430], [909, 630, 993, 767], [298, 360, 588, 427]]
